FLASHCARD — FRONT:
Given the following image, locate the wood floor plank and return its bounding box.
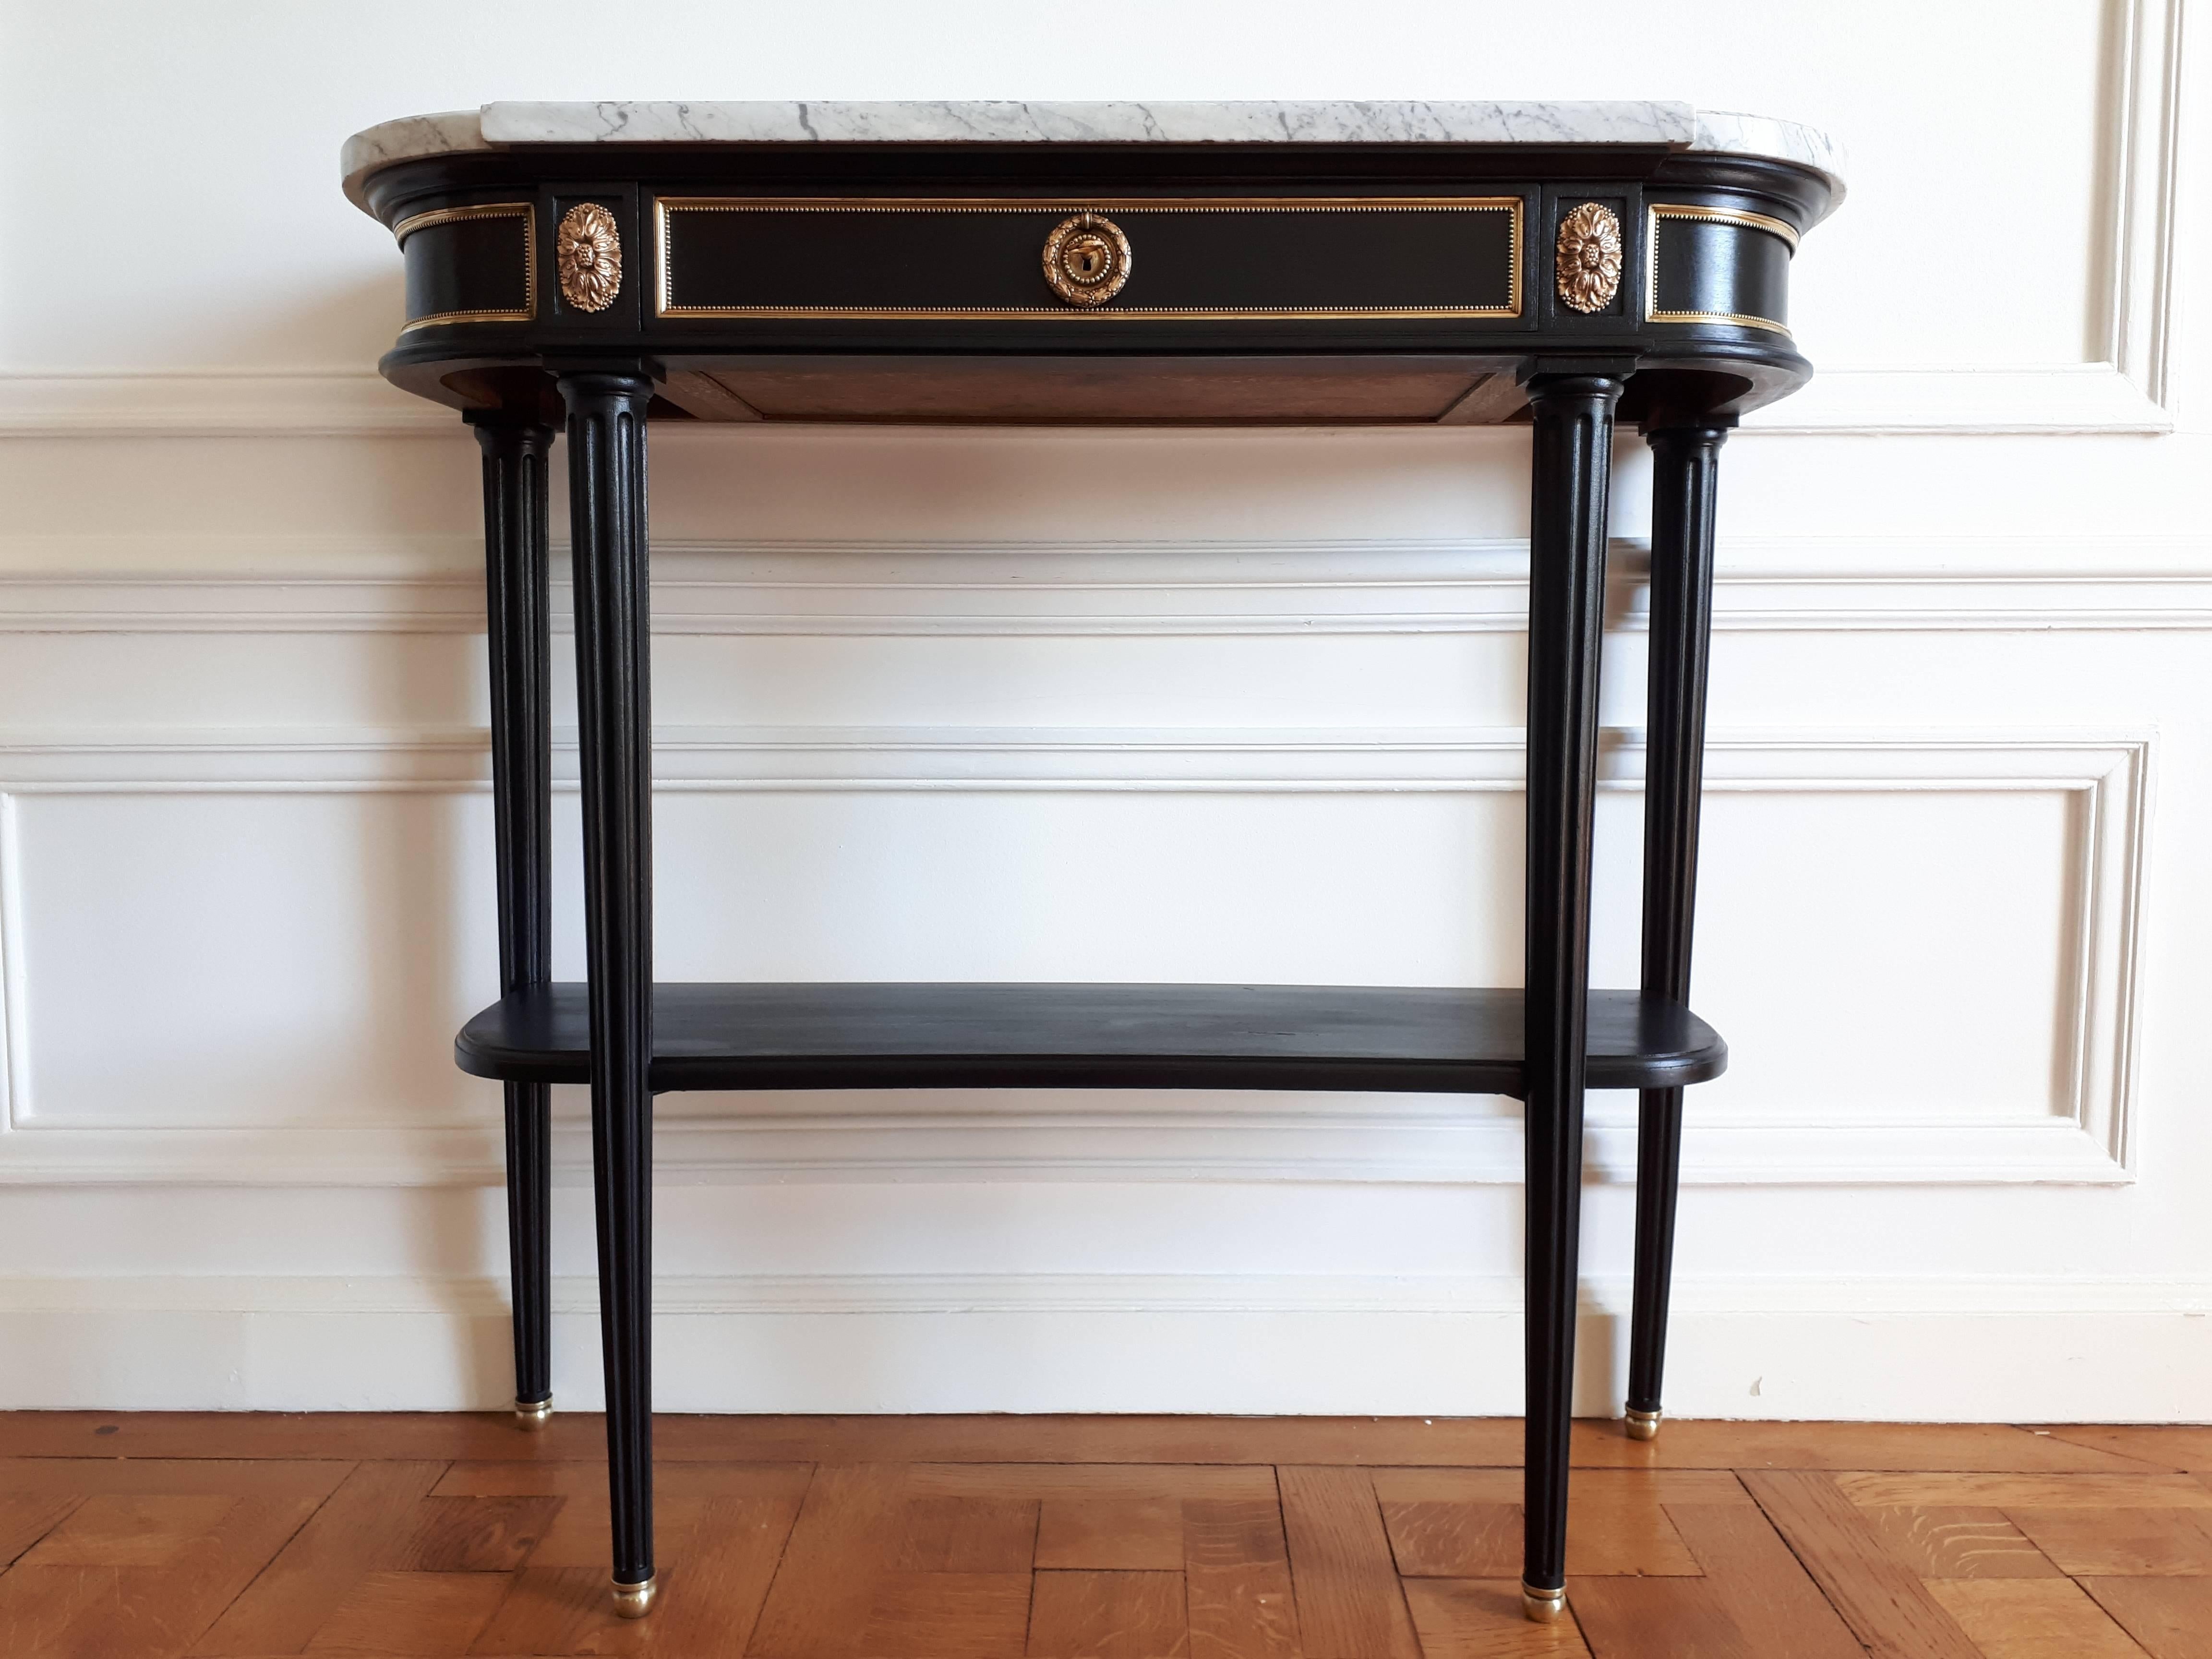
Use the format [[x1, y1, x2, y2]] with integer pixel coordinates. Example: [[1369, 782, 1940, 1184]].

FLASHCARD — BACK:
[[2006, 1507, 2212, 1575], [483, 1491, 808, 1657], [477, 1468, 611, 1571], [1036, 1498, 1184, 1570], [1372, 1472, 1714, 1577], [430, 1457, 811, 1503], [1379, 1500, 1520, 1577], [438, 1458, 810, 1575], [858, 1570, 1034, 1658], [1399, 1579, 1592, 1657], [467, 1564, 606, 1656], [1858, 1506, 2063, 1579], [1028, 1569, 1188, 1659], [1185, 1497, 1296, 1659], [2081, 1577, 2212, 1659], [2037, 1427, 2212, 1472], [914, 1466, 1276, 1502], [1838, 1473, 2212, 1510], [1571, 1420, 2162, 1473], [1183, 1499, 1291, 1571], [0, 1564, 128, 1659], [428, 1459, 615, 1499], [661, 1415, 1527, 1470], [1556, 1483, 1699, 1577], [1927, 1578, 2151, 1659], [195, 1460, 448, 1656], [18, 1493, 238, 1566], [0, 1412, 603, 1465], [1278, 1466, 1419, 1659], [301, 1569, 510, 1655], [1370, 1468, 1749, 1507], [0, 1494, 79, 1570], [633, 1491, 811, 1659], [0, 1457, 355, 1497], [1664, 1499, 1864, 1659], [1186, 1563, 1297, 1659], [748, 1463, 910, 1659], [384, 1494, 562, 1573], [9, 1488, 332, 1659], [901, 1495, 1041, 1573], [1741, 1469, 1984, 1659], [1568, 1577, 1757, 1659]]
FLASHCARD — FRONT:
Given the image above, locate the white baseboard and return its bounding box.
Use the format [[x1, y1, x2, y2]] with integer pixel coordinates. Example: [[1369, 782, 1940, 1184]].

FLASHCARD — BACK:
[[2, 1273, 2204, 1420]]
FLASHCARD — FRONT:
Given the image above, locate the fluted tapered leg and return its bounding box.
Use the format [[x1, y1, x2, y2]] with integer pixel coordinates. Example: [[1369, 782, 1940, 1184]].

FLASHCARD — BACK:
[[1627, 419, 1731, 1442], [557, 369, 657, 1612], [1519, 371, 1623, 1620], [472, 415, 557, 1426]]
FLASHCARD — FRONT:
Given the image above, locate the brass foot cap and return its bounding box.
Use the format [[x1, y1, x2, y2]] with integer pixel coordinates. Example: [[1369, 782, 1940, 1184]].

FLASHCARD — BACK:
[[513, 1396, 553, 1431], [1625, 1406, 1662, 1442], [612, 1575, 657, 1619], [1521, 1581, 1567, 1623]]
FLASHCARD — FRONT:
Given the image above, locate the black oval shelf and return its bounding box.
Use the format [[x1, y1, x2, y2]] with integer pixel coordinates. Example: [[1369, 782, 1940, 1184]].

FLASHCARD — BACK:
[[455, 982, 1726, 1096]]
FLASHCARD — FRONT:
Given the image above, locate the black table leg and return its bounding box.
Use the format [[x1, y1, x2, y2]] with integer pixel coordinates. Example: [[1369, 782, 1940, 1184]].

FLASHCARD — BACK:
[[471, 415, 558, 1433], [1627, 417, 1731, 1443], [1519, 370, 1623, 1623], [556, 368, 658, 1619]]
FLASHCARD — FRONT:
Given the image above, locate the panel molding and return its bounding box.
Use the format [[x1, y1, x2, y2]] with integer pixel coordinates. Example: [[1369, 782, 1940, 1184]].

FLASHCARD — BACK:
[[2106, 0, 2189, 407], [1738, 365, 2175, 435], [2, 536, 2211, 635], [0, 725, 2148, 1190]]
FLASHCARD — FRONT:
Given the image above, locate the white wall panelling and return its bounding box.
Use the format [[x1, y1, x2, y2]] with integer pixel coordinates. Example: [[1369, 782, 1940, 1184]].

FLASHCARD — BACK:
[[5, 536, 2212, 634], [0, 0, 2208, 1415], [0, 723, 2151, 1190]]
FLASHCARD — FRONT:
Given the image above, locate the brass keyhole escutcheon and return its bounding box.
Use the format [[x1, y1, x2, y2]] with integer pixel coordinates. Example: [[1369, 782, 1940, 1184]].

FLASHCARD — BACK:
[[1043, 213, 1133, 307]]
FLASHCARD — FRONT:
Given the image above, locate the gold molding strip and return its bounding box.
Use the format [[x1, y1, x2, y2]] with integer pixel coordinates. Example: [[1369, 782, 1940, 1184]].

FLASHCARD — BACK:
[[1643, 203, 1794, 337], [1647, 202, 1801, 252], [653, 196, 1523, 321], [393, 202, 536, 332]]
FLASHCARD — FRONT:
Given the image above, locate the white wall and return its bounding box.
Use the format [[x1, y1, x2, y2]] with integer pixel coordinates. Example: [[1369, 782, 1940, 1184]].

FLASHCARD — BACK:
[[0, 0, 2205, 1420]]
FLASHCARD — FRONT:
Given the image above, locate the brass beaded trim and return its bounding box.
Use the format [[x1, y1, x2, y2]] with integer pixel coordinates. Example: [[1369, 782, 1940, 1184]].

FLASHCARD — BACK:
[[1644, 203, 1797, 336], [391, 202, 536, 332]]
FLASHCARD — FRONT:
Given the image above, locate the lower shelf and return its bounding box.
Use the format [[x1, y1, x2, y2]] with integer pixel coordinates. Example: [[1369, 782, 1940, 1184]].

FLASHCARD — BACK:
[[454, 983, 1726, 1095]]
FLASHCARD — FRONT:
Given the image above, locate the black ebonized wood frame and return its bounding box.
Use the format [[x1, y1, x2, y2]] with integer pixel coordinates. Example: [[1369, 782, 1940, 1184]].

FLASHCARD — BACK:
[[375, 134, 1833, 1622], [470, 415, 556, 1421]]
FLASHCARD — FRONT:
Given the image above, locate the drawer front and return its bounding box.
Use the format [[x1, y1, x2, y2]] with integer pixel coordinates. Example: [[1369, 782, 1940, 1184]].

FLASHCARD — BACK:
[[654, 197, 1524, 320]]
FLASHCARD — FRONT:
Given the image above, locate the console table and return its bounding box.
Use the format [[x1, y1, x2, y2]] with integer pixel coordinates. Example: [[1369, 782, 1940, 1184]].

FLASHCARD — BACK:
[[342, 98, 1840, 1625]]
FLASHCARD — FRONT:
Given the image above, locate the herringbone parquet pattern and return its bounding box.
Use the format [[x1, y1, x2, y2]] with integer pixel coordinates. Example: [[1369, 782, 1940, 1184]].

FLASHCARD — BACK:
[[1, 1414, 2209, 1657]]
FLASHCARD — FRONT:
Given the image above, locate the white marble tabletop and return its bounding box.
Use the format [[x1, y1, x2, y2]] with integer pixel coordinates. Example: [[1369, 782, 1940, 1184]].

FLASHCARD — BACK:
[[343, 101, 1844, 212]]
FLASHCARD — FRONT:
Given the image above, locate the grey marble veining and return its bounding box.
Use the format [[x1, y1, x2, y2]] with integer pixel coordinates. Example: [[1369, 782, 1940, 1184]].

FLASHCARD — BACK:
[[480, 98, 1704, 148], [1690, 108, 1844, 187], [343, 100, 1843, 211]]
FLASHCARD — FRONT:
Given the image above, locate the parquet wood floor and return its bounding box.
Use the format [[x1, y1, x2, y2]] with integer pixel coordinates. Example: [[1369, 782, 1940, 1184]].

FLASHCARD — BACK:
[[2, 1414, 2207, 1658]]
